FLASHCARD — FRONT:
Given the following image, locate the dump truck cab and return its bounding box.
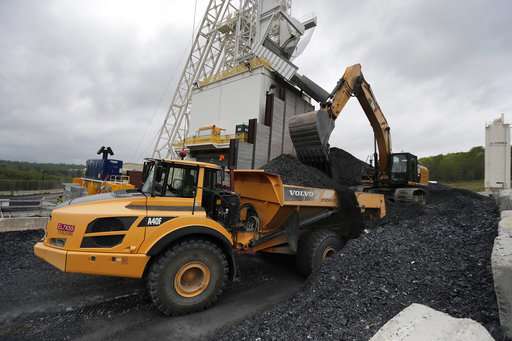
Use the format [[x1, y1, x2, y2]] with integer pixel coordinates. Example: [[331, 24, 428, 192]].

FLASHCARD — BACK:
[[35, 158, 386, 316], [35, 159, 237, 311]]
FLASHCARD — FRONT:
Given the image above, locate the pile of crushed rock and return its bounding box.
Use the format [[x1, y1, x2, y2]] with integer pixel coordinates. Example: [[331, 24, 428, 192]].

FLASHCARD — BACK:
[[262, 154, 336, 188], [217, 152, 502, 340], [262, 147, 372, 188]]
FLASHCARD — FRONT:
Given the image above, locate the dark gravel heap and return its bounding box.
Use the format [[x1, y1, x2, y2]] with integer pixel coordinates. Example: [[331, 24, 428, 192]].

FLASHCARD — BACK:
[[212, 185, 502, 340], [262, 148, 373, 188], [262, 154, 336, 189], [329, 147, 374, 186]]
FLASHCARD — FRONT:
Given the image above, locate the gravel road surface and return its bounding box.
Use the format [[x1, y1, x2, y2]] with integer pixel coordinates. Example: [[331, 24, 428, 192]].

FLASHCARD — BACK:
[[0, 231, 302, 340]]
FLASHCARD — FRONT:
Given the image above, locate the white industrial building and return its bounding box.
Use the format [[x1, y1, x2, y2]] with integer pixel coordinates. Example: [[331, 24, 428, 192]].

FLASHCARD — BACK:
[[153, 0, 324, 169], [190, 59, 314, 167], [485, 114, 511, 191], [192, 64, 287, 134]]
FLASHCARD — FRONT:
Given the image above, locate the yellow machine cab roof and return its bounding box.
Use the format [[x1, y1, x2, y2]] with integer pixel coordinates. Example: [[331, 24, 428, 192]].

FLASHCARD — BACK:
[[154, 158, 221, 170]]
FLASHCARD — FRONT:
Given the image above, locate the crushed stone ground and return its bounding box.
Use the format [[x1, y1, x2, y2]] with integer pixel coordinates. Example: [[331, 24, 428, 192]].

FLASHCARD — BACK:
[[212, 184, 503, 340]]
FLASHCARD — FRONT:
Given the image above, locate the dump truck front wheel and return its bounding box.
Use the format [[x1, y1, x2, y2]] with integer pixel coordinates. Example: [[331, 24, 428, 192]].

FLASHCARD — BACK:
[[147, 239, 229, 316], [296, 230, 344, 277]]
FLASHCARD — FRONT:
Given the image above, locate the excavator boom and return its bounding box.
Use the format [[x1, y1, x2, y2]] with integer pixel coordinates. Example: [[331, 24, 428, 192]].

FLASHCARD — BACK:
[[289, 64, 429, 204], [289, 64, 391, 176]]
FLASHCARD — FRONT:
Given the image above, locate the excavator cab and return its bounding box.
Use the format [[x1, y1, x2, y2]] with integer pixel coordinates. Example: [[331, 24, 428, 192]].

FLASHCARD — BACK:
[[389, 153, 419, 185]]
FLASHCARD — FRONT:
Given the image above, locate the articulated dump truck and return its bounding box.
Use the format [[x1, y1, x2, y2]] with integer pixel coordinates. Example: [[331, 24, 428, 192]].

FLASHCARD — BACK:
[[35, 159, 385, 315]]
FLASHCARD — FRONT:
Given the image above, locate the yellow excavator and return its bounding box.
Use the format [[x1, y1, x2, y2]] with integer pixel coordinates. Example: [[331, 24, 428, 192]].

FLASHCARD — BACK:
[[289, 64, 429, 203]]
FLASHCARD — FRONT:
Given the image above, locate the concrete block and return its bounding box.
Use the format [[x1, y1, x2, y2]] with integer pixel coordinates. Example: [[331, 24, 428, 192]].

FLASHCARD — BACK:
[[492, 236, 512, 338], [0, 217, 48, 232], [270, 97, 285, 159], [502, 210, 512, 219], [236, 142, 254, 169], [499, 217, 512, 237], [498, 190, 512, 211], [370, 303, 494, 341], [254, 124, 270, 168]]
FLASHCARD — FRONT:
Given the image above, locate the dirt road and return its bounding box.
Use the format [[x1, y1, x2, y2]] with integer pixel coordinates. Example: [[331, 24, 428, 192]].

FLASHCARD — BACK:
[[0, 231, 303, 340]]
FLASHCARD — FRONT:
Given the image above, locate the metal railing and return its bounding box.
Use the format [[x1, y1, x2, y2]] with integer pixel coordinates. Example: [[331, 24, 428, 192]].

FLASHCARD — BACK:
[[174, 132, 247, 148], [0, 198, 46, 218], [0, 199, 42, 211]]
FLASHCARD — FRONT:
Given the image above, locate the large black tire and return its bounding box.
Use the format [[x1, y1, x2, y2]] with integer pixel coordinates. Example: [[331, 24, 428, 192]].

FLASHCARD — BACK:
[[296, 229, 344, 277], [147, 239, 229, 316]]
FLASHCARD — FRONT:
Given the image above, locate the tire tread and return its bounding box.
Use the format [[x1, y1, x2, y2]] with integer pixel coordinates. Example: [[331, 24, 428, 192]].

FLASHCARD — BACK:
[[296, 229, 341, 277], [147, 239, 229, 316]]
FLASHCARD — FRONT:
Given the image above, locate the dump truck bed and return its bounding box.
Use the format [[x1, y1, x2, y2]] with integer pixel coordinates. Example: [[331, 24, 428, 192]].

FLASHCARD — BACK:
[[233, 170, 385, 230], [234, 170, 384, 209], [234, 169, 337, 207], [232, 169, 385, 253]]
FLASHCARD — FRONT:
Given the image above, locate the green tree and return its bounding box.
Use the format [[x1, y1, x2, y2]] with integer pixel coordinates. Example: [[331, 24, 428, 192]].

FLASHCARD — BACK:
[[419, 146, 484, 182]]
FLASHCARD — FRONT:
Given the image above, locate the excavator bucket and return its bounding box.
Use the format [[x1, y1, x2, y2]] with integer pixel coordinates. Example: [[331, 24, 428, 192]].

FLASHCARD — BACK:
[[288, 110, 334, 172]]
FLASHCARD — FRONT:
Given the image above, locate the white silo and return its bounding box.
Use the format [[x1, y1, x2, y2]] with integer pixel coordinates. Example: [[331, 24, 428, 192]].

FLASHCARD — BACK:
[[485, 114, 511, 191]]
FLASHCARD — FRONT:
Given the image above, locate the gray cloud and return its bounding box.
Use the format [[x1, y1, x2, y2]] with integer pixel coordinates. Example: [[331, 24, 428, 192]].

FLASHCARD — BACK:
[[293, 0, 512, 159], [1, 0, 511, 164], [0, 0, 192, 163]]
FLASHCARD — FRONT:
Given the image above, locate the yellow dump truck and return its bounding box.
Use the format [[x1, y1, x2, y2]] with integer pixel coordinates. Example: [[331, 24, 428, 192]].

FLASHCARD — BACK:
[[35, 159, 385, 315]]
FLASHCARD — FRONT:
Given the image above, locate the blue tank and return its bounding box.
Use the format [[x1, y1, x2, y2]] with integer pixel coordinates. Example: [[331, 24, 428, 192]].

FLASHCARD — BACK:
[[84, 159, 123, 180]]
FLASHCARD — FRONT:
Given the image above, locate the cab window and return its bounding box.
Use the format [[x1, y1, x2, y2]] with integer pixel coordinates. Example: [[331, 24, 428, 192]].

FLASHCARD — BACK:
[[165, 166, 198, 198], [390, 154, 408, 183], [152, 165, 169, 196], [203, 169, 222, 190], [391, 154, 408, 174], [150, 163, 198, 197], [202, 168, 223, 218]]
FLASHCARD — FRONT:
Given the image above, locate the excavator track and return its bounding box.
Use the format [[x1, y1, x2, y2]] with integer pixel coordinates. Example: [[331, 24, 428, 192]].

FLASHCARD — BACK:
[[288, 110, 334, 173]]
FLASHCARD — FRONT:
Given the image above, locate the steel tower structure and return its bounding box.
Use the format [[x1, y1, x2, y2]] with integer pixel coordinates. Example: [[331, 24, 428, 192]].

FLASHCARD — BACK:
[[153, 0, 292, 159]]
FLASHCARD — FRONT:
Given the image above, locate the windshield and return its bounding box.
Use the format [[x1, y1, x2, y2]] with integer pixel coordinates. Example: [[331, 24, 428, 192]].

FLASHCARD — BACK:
[[141, 163, 155, 194], [141, 162, 198, 197], [391, 155, 408, 174]]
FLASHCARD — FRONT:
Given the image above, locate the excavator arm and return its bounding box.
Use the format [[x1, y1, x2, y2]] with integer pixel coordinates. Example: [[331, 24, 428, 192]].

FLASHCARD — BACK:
[[289, 64, 391, 176], [290, 64, 429, 203], [329, 64, 391, 174]]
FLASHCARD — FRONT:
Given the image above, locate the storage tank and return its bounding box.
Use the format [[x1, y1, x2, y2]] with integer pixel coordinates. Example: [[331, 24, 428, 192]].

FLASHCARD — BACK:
[[485, 114, 511, 191], [84, 159, 123, 181]]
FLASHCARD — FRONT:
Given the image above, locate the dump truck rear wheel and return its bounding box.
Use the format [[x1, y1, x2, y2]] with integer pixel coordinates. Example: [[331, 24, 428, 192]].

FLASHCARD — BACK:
[[296, 230, 344, 277], [147, 239, 229, 316]]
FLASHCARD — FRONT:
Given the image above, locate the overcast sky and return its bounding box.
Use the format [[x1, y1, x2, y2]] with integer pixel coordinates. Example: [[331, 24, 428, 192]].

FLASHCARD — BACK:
[[1, 0, 511, 164]]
